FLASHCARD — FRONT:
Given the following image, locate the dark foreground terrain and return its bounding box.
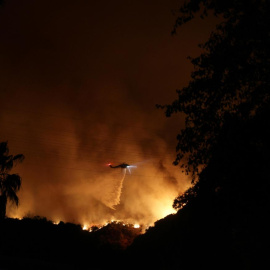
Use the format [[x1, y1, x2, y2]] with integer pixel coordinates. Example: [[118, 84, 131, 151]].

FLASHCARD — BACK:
[[0, 217, 141, 270]]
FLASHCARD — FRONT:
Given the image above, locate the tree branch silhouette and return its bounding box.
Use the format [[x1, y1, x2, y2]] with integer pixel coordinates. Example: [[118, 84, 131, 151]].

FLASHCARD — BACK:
[[157, 0, 270, 181]]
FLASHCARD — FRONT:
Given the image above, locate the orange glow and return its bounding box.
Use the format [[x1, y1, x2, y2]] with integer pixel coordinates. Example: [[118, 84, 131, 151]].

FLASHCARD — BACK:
[[159, 205, 177, 217], [5, 153, 191, 229], [1, 0, 203, 242]]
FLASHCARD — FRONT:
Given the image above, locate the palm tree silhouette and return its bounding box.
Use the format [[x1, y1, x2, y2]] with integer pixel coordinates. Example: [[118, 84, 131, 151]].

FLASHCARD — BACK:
[[0, 142, 24, 220]]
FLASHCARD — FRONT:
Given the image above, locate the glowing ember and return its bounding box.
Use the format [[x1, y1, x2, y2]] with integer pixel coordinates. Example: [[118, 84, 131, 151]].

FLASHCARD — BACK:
[[134, 224, 140, 228]]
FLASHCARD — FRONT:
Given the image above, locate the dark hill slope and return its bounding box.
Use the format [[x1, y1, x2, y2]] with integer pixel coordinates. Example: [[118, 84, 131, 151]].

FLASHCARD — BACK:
[[0, 217, 141, 269]]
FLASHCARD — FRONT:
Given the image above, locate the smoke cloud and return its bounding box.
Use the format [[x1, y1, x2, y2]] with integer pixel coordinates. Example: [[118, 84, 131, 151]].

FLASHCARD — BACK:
[[0, 0, 215, 226]]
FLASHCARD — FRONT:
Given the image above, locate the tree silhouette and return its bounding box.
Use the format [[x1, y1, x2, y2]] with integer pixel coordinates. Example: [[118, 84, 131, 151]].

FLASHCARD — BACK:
[[119, 2, 270, 269], [0, 142, 24, 220], [158, 0, 270, 181], [158, 2, 270, 265]]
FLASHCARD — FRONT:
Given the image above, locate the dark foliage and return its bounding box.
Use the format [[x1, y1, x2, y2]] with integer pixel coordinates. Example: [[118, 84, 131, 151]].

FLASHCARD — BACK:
[[0, 216, 141, 269], [158, 0, 270, 180], [0, 142, 24, 220], [122, 1, 270, 269]]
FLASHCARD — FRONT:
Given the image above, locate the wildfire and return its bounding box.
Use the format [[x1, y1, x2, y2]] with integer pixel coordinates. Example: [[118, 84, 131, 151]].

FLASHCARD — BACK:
[[7, 196, 178, 234], [77, 220, 142, 233], [160, 205, 177, 217]]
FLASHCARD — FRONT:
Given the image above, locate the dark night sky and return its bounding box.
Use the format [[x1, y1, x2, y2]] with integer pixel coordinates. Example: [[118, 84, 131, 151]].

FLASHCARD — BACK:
[[0, 0, 216, 226]]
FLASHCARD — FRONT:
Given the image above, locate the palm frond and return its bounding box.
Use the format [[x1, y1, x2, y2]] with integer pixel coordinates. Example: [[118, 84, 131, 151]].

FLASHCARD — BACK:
[[4, 174, 22, 192], [0, 141, 24, 218], [5, 188, 19, 206]]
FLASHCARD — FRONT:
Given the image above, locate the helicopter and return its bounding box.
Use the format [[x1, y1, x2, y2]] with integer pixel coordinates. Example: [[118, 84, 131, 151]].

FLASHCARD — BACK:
[[108, 163, 130, 169]]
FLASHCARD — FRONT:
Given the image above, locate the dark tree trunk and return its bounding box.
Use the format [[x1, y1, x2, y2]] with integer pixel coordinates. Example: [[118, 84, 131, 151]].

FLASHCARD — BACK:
[[0, 195, 7, 220]]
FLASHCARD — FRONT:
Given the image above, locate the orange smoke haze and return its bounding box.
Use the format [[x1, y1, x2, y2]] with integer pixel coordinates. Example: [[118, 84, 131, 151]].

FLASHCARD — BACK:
[[0, 0, 216, 227], [3, 105, 190, 226]]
